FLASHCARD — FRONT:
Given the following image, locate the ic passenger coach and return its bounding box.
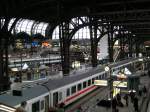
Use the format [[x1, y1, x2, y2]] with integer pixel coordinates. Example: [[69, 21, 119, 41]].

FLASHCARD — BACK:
[[0, 58, 144, 112]]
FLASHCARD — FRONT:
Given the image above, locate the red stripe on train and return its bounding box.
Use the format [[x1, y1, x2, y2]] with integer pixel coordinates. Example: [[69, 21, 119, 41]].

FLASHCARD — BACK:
[[65, 85, 97, 103]]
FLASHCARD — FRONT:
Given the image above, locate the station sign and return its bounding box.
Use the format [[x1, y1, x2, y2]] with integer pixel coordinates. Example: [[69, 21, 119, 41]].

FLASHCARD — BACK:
[[113, 81, 127, 87], [94, 80, 108, 86], [94, 80, 127, 88]]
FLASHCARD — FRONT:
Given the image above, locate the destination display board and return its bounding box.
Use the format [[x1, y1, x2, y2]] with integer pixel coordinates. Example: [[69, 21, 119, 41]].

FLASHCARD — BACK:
[[94, 80, 108, 86], [113, 81, 127, 87]]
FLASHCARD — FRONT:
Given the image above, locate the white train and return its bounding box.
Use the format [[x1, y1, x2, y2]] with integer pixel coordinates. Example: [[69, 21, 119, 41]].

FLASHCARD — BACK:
[[0, 58, 145, 112]]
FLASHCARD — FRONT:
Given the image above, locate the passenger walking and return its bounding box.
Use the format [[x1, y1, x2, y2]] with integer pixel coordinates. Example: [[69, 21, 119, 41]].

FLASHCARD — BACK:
[[148, 70, 150, 77], [49, 107, 56, 112], [112, 98, 117, 112], [56, 103, 65, 112], [143, 86, 147, 97], [76, 106, 82, 112], [123, 94, 128, 106], [138, 89, 142, 96], [133, 96, 139, 112], [129, 90, 135, 103], [15, 108, 25, 112], [15, 101, 27, 112], [116, 94, 121, 103]]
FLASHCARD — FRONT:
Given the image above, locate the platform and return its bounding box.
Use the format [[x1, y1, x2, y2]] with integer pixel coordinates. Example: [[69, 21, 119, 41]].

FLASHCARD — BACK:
[[69, 74, 150, 112]]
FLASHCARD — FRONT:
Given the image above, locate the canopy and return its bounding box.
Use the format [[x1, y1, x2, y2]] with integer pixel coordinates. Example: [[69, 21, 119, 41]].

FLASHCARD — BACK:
[[22, 63, 29, 70], [124, 67, 132, 75]]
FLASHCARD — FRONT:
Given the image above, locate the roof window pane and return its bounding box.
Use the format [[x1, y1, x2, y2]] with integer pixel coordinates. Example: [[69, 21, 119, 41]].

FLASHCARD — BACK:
[[15, 19, 34, 35], [32, 22, 49, 36]]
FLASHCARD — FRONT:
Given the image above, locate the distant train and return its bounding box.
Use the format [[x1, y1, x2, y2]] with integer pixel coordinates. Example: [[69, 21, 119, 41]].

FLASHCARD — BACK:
[[0, 58, 146, 112]]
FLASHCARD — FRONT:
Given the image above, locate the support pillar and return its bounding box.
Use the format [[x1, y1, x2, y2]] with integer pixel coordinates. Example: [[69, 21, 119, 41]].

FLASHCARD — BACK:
[[128, 34, 133, 57], [108, 25, 114, 62], [0, 17, 18, 92], [89, 18, 98, 67], [118, 30, 126, 60], [59, 21, 71, 75], [119, 31, 124, 60], [135, 39, 140, 57], [0, 30, 11, 92]]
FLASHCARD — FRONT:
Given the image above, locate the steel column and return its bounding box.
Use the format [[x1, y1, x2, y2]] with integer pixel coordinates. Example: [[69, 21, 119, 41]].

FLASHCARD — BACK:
[[59, 21, 71, 75], [108, 25, 114, 62], [89, 18, 98, 67]]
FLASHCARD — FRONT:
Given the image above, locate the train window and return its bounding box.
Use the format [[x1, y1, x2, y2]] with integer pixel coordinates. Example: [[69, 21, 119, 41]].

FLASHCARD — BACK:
[[104, 74, 106, 78], [88, 80, 91, 86], [103, 74, 106, 79], [83, 81, 87, 88], [67, 88, 70, 97], [59, 92, 62, 101], [40, 100, 44, 110], [99, 75, 101, 79], [77, 83, 82, 91], [96, 76, 98, 79], [53, 92, 58, 106], [32, 101, 40, 112], [71, 86, 76, 94], [101, 75, 104, 79], [45, 95, 49, 111], [92, 78, 95, 84]]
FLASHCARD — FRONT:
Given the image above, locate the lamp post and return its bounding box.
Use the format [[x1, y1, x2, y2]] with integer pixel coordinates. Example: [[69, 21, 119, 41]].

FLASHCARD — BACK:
[[20, 51, 22, 82], [105, 66, 113, 99], [105, 66, 113, 111]]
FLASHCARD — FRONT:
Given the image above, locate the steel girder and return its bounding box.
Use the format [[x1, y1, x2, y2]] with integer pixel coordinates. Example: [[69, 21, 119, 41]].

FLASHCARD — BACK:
[[0, 17, 19, 92]]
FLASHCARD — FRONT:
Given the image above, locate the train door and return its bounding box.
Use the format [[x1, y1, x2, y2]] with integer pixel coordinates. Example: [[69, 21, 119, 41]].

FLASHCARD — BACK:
[[31, 98, 46, 112], [45, 95, 49, 112], [53, 92, 58, 107], [40, 99, 45, 112], [32, 101, 40, 112]]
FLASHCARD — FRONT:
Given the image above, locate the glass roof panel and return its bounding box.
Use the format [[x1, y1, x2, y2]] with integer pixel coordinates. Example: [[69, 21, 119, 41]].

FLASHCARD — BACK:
[[15, 19, 34, 35], [52, 26, 59, 40], [32, 22, 49, 36], [0, 19, 5, 28], [8, 18, 16, 31]]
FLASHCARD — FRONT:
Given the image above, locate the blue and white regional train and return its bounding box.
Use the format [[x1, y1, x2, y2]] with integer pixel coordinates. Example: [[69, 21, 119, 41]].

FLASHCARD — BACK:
[[0, 58, 146, 112]]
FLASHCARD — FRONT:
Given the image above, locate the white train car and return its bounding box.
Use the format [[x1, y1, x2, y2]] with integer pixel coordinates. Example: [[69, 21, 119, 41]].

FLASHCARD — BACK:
[[0, 58, 144, 112]]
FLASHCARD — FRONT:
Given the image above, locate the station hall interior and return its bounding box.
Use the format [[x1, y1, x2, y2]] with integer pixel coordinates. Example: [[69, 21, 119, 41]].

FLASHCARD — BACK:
[[0, 0, 150, 112]]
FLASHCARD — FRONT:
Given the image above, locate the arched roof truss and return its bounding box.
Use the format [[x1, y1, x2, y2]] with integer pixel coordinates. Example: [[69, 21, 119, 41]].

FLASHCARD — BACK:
[[32, 22, 49, 36], [0, 19, 5, 29], [6, 18, 50, 37], [52, 16, 108, 42]]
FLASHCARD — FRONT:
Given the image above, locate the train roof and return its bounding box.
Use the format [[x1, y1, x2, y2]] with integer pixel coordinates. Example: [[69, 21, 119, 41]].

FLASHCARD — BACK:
[[0, 58, 140, 107], [43, 58, 139, 91], [0, 85, 48, 106]]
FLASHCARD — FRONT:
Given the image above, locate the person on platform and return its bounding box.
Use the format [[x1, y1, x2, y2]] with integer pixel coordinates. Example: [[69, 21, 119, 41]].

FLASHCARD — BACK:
[[130, 90, 135, 103], [76, 106, 82, 112], [143, 85, 147, 97], [15, 101, 27, 112], [112, 98, 117, 112], [49, 107, 56, 112], [123, 94, 128, 106], [148, 70, 150, 77], [56, 103, 65, 112], [133, 96, 139, 112]]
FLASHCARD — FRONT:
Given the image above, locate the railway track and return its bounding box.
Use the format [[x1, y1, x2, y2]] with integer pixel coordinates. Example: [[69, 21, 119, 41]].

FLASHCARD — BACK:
[[65, 86, 109, 112]]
